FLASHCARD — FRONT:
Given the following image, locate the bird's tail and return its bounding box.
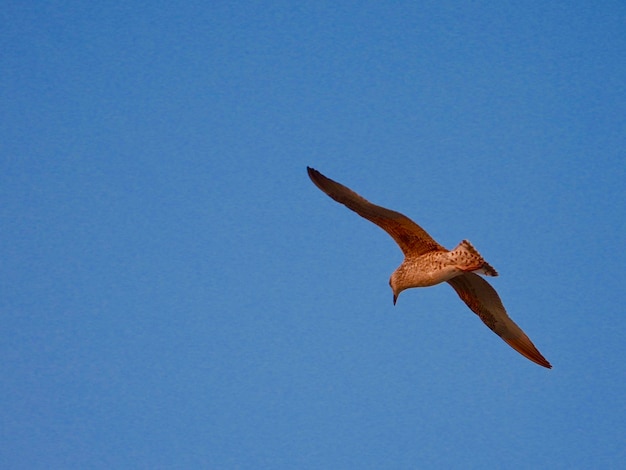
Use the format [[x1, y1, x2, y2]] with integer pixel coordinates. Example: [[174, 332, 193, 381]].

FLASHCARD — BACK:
[[452, 240, 498, 277]]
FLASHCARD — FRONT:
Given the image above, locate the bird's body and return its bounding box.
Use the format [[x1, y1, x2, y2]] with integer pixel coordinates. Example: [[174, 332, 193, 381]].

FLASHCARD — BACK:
[[392, 239, 497, 291], [307, 167, 551, 369]]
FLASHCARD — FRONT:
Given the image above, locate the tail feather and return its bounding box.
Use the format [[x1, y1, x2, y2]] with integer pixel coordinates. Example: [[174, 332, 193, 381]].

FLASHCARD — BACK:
[[454, 240, 498, 277]]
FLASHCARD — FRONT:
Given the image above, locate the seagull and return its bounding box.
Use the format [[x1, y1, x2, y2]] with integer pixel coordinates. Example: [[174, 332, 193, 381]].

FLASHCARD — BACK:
[[307, 167, 551, 368]]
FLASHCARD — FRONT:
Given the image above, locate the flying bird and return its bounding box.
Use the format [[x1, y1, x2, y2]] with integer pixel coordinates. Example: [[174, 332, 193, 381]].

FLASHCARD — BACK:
[[307, 167, 551, 368]]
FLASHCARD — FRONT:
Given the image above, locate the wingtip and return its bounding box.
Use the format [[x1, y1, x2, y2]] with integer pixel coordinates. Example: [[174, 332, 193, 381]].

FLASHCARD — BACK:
[[307, 167, 336, 195], [503, 336, 552, 369], [307, 166, 322, 184]]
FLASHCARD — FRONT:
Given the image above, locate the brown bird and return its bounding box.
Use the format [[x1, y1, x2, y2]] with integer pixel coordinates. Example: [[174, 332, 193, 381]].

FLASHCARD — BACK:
[[307, 167, 551, 369]]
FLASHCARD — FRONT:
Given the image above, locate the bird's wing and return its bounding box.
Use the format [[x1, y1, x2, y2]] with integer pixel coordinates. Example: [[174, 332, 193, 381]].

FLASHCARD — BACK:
[[447, 273, 551, 368], [307, 167, 444, 256]]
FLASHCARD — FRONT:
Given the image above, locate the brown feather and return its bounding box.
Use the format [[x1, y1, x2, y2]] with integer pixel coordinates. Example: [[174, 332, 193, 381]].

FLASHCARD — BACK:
[[447, 273, 551, 368], [307, 167, 443, 256]]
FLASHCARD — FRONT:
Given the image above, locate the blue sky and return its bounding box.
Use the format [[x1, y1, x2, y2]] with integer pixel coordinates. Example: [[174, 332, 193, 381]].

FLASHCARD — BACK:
[[2, 1, 625, 468]]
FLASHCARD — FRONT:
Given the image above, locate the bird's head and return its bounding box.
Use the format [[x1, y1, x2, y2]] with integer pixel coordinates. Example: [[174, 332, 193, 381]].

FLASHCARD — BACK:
[[389, 273, 405, 305]]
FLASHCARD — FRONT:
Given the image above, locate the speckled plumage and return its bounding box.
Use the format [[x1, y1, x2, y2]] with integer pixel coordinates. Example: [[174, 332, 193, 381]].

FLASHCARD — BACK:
[[392, 240, 497, 290], [307, 167, 551, 369]]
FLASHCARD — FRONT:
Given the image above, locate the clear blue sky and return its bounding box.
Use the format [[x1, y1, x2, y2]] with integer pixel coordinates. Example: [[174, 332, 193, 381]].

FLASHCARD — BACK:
[[2, 1, 625, 468]]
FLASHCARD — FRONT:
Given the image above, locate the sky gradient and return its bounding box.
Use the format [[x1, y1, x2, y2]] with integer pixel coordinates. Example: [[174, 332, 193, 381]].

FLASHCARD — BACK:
[[2, 1, 626, 468]]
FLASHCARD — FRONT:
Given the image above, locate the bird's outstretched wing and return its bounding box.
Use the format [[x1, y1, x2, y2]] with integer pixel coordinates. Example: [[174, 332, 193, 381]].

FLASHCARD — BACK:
[[447, 273, 551, 368], [307, 167, 443, 256]]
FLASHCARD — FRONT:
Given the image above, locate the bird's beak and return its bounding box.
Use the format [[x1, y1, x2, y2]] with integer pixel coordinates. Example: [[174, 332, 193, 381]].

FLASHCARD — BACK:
[[393, 294, 397, 305]]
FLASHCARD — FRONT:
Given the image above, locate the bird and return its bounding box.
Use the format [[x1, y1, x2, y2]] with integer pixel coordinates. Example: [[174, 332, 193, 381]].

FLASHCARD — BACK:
[[307, 167, 551, 369]]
